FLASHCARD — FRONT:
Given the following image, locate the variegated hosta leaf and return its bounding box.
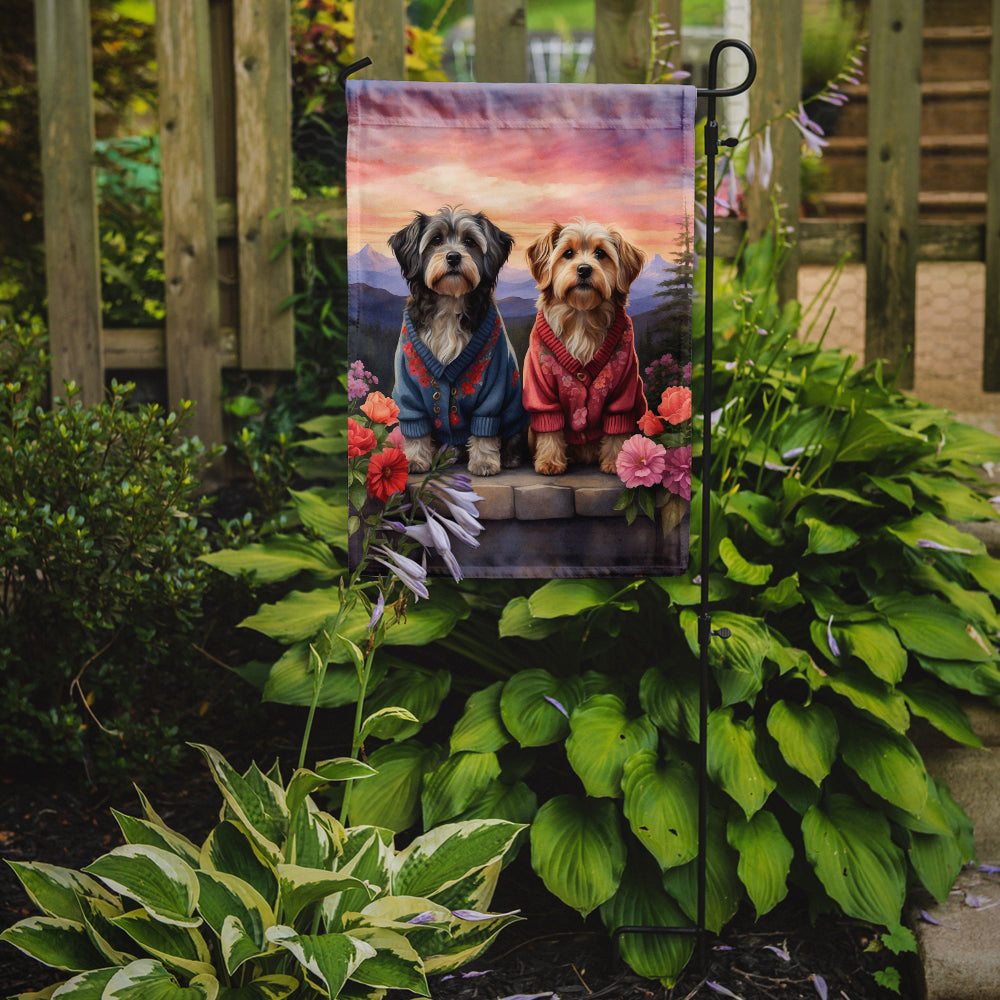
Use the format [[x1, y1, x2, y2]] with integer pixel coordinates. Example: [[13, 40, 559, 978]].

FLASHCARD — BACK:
[[599, 853, 694, 987], [46, 966, 118, 997], [498, 669, 585, 747], [276, 865, 376, 925], [621, 751, 699, 871], [422, 907, 522, 975], [838, 718, 929, 817], [285, 760, 375, 825], [424, 859, 501, 916], [421, 751, 502, 829], [765, 700, 838, 786], [450, 681, 511, 754], [288, 802, 344, 870], [323, 829, 393, 931], [391, 820, 524, 901], [102, 958, 218, 999], [661, 811, 742, 934], [110, 908, 214, 979], [529, 795, 626, 917], [802, 793, 906, 926], [4, 861, 118, 922], [727, 810, 793, 918], [265, 926, 376, 998], [83, 846, 200, 928], [706, 707, 776, 819], [191, 745, 288, 864], [565, 695, 658, 799], [344, 926, 429, 995], [78, 894, 136, 966], [0, 916, 107, 971], [112, 810, 201, 868], [200, 822, 278, 910], [195, 871, 274, 974]]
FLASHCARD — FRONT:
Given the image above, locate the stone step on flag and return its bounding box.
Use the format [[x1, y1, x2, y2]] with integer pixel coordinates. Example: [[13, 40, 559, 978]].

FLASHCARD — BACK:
[[347, 80, 695, 577]]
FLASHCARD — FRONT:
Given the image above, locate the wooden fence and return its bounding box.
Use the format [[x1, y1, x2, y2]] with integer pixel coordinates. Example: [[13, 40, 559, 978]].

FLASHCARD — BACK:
[[33, 0, 1000, 445]]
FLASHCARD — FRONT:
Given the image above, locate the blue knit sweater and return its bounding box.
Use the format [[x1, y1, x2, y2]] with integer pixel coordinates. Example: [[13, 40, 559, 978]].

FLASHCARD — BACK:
[[393, 304, 528, 446]]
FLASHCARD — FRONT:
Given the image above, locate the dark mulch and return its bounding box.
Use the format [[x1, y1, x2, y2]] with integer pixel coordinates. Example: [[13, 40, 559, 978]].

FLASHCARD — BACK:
[[1, 746, 915, 1000]]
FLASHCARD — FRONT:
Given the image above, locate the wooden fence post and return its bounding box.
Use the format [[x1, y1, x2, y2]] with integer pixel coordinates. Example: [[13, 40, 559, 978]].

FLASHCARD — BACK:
[[864, 0, 923, 389], [746, 0, 801, 306], [594, 0, 653, 84], [983, 0, 1000, 390], [157, 0, 223, 445], [354, 0, 406, 81], [474, 0, 527, 83], [233, 0, 294, 370], [34, 0, 104, 405]]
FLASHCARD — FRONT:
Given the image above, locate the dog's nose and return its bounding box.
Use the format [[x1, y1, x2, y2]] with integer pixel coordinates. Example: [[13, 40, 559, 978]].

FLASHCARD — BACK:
[[577, 263, 593, 279], [446, 251, 462, 267]]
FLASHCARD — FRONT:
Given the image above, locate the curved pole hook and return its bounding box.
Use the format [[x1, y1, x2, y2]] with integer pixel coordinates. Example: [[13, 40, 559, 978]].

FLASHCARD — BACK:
[[337, 57, 373, 90], [697, 38, 756, 99]]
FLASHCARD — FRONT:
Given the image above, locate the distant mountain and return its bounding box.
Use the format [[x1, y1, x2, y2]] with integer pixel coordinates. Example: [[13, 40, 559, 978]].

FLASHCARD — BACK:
[[350, 244, 409, 297]]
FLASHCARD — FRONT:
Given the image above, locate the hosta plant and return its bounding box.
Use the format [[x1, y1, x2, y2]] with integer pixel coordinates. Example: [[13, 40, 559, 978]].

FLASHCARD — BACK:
[[1, 744, 523, 999], [343, 232, 1000, 985]]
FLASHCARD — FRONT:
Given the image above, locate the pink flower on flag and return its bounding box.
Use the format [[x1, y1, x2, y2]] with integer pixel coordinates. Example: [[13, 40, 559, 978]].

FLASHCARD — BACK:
[[616, 434, 667, 489], [661, 446, 692, 500]]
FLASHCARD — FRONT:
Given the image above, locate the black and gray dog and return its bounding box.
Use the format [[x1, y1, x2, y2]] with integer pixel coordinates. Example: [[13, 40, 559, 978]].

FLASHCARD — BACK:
[[388, 206, 526, 477]]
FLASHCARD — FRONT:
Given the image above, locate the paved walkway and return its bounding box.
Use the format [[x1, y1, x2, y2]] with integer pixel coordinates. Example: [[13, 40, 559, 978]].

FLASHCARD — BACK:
[[798, 262, 1000, 435]]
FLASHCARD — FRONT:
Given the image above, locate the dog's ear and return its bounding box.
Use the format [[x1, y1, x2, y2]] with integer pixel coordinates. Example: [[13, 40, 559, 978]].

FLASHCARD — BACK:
[[609, 228, 647, 293], [388, 213, 427, 284], [526, 223, 562, 287], [477, 214, 515, 286]]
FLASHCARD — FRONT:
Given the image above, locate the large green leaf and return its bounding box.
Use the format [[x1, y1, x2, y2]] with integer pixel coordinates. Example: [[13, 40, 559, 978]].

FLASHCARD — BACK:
[[362, 667, 451, 741], [530, 795, 627, 917], [707, 708, 776, 818], [260, 644, 383, 709], [499, 670, 584, 747], [565, 695, 658, 799], [838, 718, 929, 817], [288, 488, 347, 544], [802, 793, 906, 926], [833, 621, 908, 684], [810, 662, 910, 732], [718, 537, 772, 586], [660, 811, 742, 934], [906, 472, 998, 522], [680, 610, 771, 706], [621, 752, 699, 871], [765, 700, 838, 786], [886, 511, 985, 556], [83, 846, 200, 928], [421, 751, 502, 828], [875, 594, 995, 662], [392, 820, 525, 901], [639, 665, 699, 742], [103, 959, 218, 1000], [200, 535, 341, 584], [803, 517, 859, 556], [265, 926, 374, 997], [526, 579, 622, 618], [916, 655, 1000, 697], [0, 916, 107, 972], [901, 680, 982, 748], [834, 410, 927, 463], [497, 597, 565, 639], [599, 853, 694, 987], [346, 740, 442, 832], [727, 811, 793, 918], [450, 682, 511, 754]]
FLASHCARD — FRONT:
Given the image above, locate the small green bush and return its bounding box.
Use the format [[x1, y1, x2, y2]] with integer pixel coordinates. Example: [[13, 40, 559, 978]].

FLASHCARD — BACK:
[[0, 317, 221, 783]]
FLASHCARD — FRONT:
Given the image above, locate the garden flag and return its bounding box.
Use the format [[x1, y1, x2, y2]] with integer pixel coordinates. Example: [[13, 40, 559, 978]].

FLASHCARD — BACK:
[[347, 80, 695, 578]]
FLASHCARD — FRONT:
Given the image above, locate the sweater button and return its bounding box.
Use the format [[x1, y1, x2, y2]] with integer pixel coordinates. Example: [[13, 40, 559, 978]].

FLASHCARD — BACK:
[[432, 391, 441, 400]]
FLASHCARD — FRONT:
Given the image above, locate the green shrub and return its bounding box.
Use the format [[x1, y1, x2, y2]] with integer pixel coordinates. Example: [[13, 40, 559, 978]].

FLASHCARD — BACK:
[[0, 317, 221, 783], [1, 743, 524, 998]]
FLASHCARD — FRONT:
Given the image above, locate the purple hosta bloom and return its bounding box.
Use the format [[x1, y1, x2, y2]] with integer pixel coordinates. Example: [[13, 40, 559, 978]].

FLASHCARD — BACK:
[[371, 544, 429, 600], [367, 590, 385, 631], [827, 615, 841, 657], [544, 695, 569, 718], [812, 974, 828, 1000], [715, 157, 741, 215], [979, 864, 1000, 874], [425, 478, 485, 538], [407, 911, 438, 925], [763, 944, 791, 962], [452, 908, 521, 921], [791, 104, 829, 157], [441, 970, 493, 982], [348, 360, 378, 401], [917, 538, 973, 555], [746, 124, 774, 191], [706, 983, 742, 999]]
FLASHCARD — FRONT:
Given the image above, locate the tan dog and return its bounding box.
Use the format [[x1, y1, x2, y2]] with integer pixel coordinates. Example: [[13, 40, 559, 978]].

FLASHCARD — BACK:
[[522, 219, 648, 475]]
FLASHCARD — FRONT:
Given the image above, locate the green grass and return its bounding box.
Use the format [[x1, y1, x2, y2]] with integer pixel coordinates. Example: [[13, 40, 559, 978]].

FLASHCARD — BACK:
[[525, 0, 725, 32]]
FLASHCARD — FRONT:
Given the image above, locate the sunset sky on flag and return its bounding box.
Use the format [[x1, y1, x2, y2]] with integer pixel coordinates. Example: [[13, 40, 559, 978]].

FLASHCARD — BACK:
[[347, 81, 696, 268]]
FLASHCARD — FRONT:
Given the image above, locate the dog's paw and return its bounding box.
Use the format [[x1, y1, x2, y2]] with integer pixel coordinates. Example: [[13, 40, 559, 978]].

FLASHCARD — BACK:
[[600, 457, 619, 475], [534, 457, 567, 476], [469, 454, 501, 477]]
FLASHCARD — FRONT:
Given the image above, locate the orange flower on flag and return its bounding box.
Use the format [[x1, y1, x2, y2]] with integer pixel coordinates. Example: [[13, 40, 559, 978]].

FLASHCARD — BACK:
[[348, 417, 378, 458], [657, 385, 692, 425], [360, 391, 400, 426]]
